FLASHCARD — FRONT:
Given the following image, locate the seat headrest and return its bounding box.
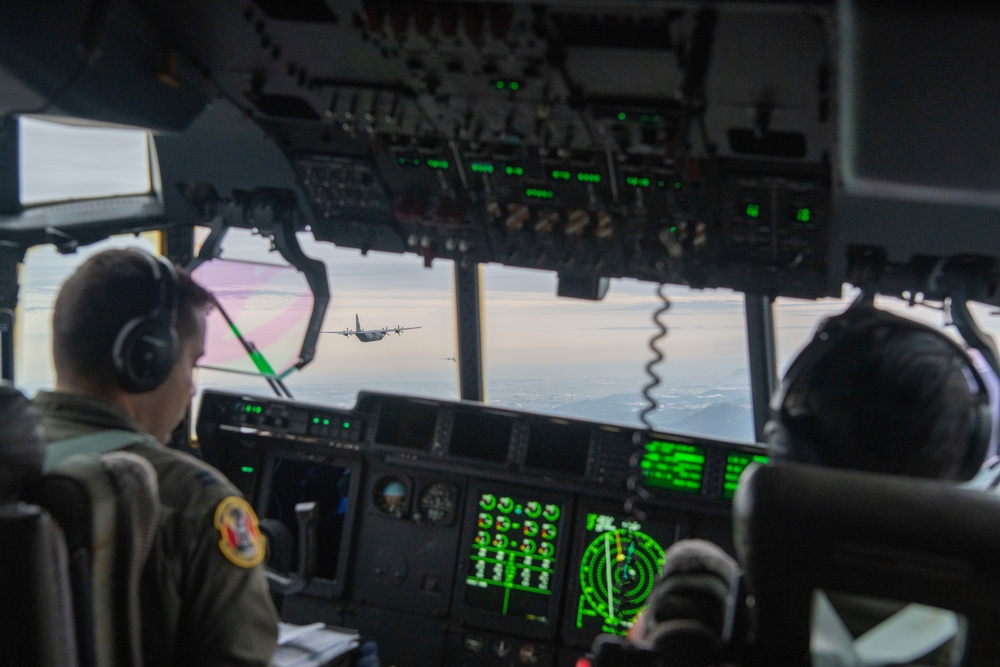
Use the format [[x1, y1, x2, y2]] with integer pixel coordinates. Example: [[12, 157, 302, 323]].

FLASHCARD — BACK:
[[733, 462, 1000, 666], [0, 384, 45, 501]]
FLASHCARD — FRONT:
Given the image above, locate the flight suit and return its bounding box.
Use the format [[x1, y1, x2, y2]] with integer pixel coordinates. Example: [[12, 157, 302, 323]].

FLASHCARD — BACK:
[[34, 390, 279, 667]]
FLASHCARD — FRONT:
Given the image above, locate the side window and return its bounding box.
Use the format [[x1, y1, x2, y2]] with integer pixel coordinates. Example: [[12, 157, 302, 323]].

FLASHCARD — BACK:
[[18, 116, 151, 205]]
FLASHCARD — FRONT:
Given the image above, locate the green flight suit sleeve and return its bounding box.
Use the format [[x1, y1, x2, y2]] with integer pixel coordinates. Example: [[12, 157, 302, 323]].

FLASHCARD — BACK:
[[174, 489, 279, 667]]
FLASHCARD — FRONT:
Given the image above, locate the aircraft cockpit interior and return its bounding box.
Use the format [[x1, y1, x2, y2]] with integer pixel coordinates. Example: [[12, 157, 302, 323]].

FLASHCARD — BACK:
[[4, 1, 1000, 665]]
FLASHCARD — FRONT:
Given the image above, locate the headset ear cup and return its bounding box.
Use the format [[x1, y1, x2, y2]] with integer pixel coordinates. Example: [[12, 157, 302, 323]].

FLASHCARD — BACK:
[[763, 419, 793, 461], [112, 317, 179, 393], [962, 399, 994, 480]]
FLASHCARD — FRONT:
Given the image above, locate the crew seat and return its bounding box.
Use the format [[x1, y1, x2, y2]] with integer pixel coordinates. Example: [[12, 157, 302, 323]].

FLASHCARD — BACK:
[[734, 462, 1000, 667], [0, 383, 160, 667], [0, 384, 76, 665]]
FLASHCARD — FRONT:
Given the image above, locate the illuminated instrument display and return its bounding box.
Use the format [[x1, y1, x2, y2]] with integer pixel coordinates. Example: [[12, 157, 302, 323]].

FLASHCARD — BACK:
[[641, 440, 706, 493], [571, 511, 678, 637], [463, 491, 566, 624], [723, 452, 769, 499]]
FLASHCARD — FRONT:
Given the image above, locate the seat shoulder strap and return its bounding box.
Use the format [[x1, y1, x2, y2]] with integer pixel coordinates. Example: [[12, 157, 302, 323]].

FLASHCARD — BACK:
[[44, 429, 152, 472]]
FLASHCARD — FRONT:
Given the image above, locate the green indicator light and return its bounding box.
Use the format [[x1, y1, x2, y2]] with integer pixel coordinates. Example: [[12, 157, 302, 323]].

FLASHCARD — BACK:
[[343, 422, 350, 429], [617, 112, 627, 121], [245, 405, 252, 413], [746, 204, 760, 218], [657, 180, 666, 188], [497, 80, 505, 89], [312, 417, 320, 424], [625, 176, 650, 187], [398, 157, 405, 164], [241, 466, 254, 473], [525, 188, 554, 199], [639, 113, 662, 124], [577, 172, 601, 183], [552, 170, 571, 180], [470, 162, 494, 174], [323, 418, 330, 425], [427, 159, 450, 169], [505, 166, 524, 176], [673, 181, 682, 189], [510, 81, 520, 90], [796, 207, 811, 222], [669, 226, 678, 233]]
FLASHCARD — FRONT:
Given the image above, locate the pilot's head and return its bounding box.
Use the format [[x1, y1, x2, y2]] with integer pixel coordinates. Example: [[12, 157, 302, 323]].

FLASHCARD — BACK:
[[765, 306, 991, 481], [52, 248, 213, 443]]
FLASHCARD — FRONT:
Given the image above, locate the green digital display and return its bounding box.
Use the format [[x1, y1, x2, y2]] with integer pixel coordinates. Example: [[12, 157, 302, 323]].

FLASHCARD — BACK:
[[397, 157, 421, 167], [625, 176, 651, 188], [571, 511, 677, 638], [552, 170, 571, 180], [505, 165, 524, 176], [525, 188, 554, 200], [464, 491, 564, 624], [640, 440, 705, 493], [495, 80, 522, 90], [470, 162, 494, 174], [426, 158, 450, 170], [577, 172, 601, 183], [746, 203, 760, 218], [723, 452, 768, 499], [796, 207, 811, 222], [244, 404, 263, 414]]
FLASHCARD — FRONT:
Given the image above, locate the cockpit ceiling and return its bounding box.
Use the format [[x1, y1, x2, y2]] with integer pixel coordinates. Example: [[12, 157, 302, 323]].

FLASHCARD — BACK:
[[2, 1, 1000, 302]]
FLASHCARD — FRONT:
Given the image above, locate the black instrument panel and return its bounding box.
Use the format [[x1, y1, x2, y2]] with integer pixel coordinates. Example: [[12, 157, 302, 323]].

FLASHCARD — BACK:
[[196, 389, 766, 666]]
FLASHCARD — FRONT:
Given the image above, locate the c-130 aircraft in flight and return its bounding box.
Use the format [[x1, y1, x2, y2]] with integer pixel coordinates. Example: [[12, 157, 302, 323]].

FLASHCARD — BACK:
[[324, 314, 421, 342]]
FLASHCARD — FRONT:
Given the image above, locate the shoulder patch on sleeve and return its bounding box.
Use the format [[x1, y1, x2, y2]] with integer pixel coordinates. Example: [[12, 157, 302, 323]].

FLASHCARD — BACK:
[[213, 496, 265, 568]]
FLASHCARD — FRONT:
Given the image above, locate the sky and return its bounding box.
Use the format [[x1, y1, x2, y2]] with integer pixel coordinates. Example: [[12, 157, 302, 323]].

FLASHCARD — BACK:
[[15, 116, 1000, 419]]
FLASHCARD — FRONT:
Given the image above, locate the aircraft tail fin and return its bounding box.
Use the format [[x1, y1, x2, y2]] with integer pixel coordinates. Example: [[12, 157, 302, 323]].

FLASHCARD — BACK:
[[356, 314, 361, 332]]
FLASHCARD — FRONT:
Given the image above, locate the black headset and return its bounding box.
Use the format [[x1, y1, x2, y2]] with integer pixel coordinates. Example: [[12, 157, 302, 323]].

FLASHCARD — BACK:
[[111, 250, 180, 393], [765, 305, 993, 480]]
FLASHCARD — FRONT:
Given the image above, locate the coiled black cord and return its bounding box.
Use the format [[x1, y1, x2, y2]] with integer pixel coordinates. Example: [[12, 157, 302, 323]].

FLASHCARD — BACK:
[[625, 282, 671, 521]]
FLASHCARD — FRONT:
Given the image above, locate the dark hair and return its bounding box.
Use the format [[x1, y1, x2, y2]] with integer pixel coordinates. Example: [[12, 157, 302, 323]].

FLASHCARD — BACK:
[[52, 248, 212, 391], [772, 309, 983, 480]]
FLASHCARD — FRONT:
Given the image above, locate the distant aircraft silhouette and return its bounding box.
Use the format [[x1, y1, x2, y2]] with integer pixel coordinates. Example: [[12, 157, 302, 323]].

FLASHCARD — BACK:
[[323, 314, 421, 342], [443, 356, 456, 362]]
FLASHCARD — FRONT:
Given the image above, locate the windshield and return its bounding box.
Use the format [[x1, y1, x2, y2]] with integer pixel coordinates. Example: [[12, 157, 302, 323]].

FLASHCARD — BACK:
[[191, 230, 755, 442]]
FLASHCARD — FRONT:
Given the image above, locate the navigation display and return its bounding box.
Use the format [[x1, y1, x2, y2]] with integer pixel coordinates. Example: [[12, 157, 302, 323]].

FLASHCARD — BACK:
[[640, 439, 705, 493], [564, 508, 680, 644], [723, 452, 769, 499], [459, 487, 569, 634]]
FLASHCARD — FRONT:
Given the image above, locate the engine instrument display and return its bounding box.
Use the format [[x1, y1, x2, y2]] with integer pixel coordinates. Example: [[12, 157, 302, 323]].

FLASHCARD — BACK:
[[566, 509, 680, 641], [461, 488, 568, 629]]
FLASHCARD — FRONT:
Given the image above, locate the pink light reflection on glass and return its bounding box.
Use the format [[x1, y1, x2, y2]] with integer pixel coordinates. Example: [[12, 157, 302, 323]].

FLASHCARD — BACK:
[[192, 259, 313, 373]]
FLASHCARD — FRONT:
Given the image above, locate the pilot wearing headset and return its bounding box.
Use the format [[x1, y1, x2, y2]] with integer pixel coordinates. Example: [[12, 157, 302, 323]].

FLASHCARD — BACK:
[[32, 248, 279, 667], [617, 300, 995, 667], [761, 301, 995, 665]]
